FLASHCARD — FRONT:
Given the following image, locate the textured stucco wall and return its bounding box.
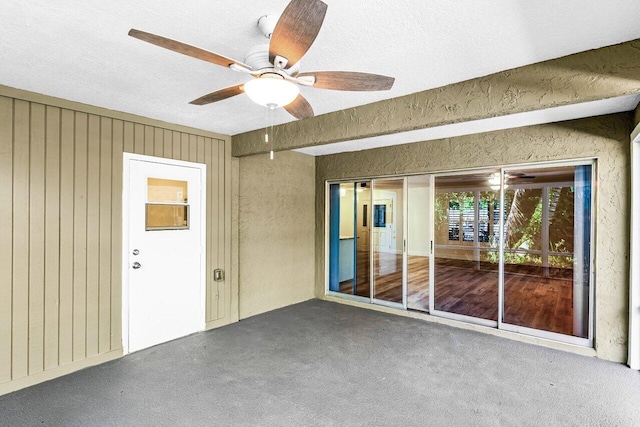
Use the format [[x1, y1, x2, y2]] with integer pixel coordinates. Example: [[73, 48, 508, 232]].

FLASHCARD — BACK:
[[238, 151, 315, 319], [233, 39, 640, 156], [315, 113, 633, 363], [230, 157, 240, 322]]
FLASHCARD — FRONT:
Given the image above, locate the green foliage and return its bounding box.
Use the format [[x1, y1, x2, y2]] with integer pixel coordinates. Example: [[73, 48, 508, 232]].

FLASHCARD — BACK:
[[434, 181, 577, 269]]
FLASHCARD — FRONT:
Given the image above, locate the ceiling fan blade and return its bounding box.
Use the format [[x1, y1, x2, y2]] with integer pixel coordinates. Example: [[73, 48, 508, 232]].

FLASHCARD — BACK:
[[189, 84, 245, 105], [284, 94, 314, 119], [128, 29, 251, 70], [298, 71, 395, 91], [269, 0, 327, 69], [508, 173, 536, 179]]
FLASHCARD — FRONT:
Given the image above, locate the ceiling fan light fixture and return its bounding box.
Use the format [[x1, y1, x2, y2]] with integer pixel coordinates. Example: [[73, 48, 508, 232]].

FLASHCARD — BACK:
[[244, 76, 299, 108], [488, 173, 501, 186]]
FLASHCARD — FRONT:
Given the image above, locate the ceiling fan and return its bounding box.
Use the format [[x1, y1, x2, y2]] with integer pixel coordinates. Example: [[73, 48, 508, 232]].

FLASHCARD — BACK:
[[128, 0, 395, 120]]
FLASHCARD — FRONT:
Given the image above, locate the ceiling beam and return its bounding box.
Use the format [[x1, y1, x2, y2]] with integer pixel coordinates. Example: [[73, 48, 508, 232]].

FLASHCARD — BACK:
[[232, 38, 640, 157]]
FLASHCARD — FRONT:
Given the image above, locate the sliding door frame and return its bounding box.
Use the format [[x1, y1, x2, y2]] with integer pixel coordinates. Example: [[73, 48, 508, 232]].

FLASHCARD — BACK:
[[498, 159, 596, 348], [324, 181, 371, 305], [325, 157, 597, 348], [629, 126, 640, 369], [370, 177, 406, 310], [428, 168, 501, 328]]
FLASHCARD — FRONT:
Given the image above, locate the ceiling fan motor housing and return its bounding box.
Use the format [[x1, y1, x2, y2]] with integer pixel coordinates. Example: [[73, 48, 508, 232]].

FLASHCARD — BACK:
[[243, 43, 300, 76]]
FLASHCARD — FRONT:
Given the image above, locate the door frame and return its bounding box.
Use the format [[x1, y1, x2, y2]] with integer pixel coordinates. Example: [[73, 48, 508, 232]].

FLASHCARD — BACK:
[[629, 124, 640, 369], [371, 177, 406, 309], [121, 153, 207, 355], [429, 168, 501, 328], [325, 157, 598, 348]]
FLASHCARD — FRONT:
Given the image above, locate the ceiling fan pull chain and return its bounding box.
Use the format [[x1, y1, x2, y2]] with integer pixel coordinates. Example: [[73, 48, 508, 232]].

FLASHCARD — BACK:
[[269, 106, 275, 160], [264, 106, 269, 143]]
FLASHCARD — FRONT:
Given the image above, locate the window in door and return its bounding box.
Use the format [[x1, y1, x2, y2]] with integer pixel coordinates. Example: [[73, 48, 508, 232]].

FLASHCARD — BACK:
[[146, 178, 189, 230]]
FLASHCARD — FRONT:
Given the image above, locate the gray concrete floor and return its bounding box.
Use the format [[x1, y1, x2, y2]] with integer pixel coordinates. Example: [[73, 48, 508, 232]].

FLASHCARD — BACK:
[[1, 299, 639, 426]]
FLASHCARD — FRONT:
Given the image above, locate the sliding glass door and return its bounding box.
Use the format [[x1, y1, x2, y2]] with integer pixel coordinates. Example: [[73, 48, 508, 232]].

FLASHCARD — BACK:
[[372, 178, 405, 306], [500, 164, 593, 343], [328, 181, 371, 299], [327, 160, 594, 346], [432, 171, 501, 324], [407, 175, 431, 312]]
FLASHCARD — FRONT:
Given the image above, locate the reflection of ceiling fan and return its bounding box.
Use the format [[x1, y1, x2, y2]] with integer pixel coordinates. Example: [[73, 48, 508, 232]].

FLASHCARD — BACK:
[[128, 0, 395, 119], [506, 173, 536, 180]]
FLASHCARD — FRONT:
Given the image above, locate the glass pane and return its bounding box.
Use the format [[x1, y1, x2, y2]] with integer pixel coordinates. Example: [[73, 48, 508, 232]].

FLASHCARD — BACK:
[[433, 172, 500, 321], [407, 175, 430, 312], [330, 183, 354, 294], [328, 182, 372, 298], [146, 204, 189, 230], [148, 178, 188, 203], [502, 165, 591, 338], [354, 181, 371, 298], [372, 179, 403, 303]]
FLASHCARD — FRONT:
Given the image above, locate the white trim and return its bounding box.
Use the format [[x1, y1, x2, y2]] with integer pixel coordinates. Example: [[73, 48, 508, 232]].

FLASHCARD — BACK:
[[430, 309, 498, 329], [369, 178, 377, 302], [501, 322, 590, 347], [121, 153, 207, 355], [629, 125, 640, 369], [324, 182, 330, 296], [588, 161, 597, 347], [372, 298, 404, 310], [402, 176, 408, 309], [326, 290, 370, 305], [429, 174, 435, 314], [498, 167, 505, 330], [632, 122, 640, 143]]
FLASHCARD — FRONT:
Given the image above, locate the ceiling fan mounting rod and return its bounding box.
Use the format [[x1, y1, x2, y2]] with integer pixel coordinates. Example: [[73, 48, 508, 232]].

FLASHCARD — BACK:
[[257, 14, 278, 39]]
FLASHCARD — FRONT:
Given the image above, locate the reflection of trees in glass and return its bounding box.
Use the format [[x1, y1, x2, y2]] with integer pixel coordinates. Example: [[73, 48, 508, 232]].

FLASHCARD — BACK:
[[549, 187, 574, 254], [505, 188, 542, 250], [434, 175, 578, 269], [503, 185, 575, 269]]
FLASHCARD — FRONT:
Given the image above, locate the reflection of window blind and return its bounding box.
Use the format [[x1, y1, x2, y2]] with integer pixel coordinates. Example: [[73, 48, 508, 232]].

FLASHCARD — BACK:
[[462, 199, 474, 242], [478, 200, 490, 242], [448, 201, 459, 241]]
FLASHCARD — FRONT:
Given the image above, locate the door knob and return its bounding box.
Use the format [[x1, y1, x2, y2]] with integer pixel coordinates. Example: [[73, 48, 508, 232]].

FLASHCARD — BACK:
[[132, 262, 142, 269]]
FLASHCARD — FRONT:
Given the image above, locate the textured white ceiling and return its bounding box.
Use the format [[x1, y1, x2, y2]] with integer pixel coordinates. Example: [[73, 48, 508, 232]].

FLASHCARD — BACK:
[[1, 0, 639, 137]]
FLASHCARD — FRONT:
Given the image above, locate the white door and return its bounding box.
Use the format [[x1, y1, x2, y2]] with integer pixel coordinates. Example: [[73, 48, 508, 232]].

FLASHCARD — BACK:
[[373, 197, 395, 253], [126, 156, 205, 353]]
